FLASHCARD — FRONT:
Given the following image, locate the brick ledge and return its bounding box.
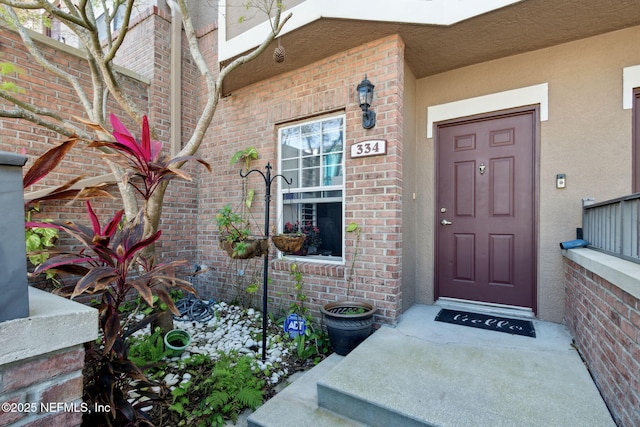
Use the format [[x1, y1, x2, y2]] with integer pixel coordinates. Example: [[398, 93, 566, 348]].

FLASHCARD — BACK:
[[562, 248, 640, 301], [0, 288, 98, 366]]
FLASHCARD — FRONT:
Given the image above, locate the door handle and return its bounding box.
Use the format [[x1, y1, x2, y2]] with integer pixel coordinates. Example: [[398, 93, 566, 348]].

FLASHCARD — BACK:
[[440, 219, 453, 225]]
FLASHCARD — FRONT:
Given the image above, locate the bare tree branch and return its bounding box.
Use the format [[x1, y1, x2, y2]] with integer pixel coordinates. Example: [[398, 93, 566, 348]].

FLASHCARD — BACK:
[[1, 0, 293, 241], [0, 0, 84, 29], [105, 0, 135, 63], [0, 89, 64, 121], [217, 8, 290, 88], [0, 107, 87, 139], [0, 0, 40, 9], [1, 5, 95, 117], [174, 0, 291, 159]]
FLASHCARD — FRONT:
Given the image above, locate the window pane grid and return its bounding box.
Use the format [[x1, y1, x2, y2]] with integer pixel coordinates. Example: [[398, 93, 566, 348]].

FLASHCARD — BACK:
[[281, 118, 344, 190], [301, 204, 317, 225], [278, 116, 345, 258]]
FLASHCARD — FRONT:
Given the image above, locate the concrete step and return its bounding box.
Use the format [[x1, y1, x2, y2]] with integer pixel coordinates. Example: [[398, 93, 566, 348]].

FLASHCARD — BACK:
[[316, 305, 615, 427], [316, 332, 429, 427], [246, 354, 365, 427], [249, 304, 614, 427]]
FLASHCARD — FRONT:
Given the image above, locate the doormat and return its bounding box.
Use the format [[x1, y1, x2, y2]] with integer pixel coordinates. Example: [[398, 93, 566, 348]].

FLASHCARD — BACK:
[[435, 309, 536, 338]]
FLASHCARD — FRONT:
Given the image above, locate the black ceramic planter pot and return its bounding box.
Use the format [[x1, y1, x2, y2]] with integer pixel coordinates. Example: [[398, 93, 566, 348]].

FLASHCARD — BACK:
[[320, 301, 376, 356]]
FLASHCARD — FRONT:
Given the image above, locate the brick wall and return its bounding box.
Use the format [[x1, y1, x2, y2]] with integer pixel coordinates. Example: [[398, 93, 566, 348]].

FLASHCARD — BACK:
[[564, 258, 640, 426], [0, 346, 85, 427], [0, 8, 200, 279], [1, 8, 409, 325], [0, 29, 114, 190], [196, 34, 406, 325]]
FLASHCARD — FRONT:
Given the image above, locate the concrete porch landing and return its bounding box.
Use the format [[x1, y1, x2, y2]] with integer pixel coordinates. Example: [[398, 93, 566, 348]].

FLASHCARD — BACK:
[[248, 304, 615, 427]]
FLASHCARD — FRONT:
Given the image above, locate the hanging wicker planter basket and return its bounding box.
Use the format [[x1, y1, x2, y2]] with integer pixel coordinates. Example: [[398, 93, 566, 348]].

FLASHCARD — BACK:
[[271, 234, 306, 253], [219, 237, 269, 259]]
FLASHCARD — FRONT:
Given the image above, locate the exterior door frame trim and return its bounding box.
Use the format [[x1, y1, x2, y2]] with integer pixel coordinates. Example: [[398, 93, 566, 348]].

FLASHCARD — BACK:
[[633, 88, 640, 193], [434, 105, 540, 314], [427, 83, 548, 138]]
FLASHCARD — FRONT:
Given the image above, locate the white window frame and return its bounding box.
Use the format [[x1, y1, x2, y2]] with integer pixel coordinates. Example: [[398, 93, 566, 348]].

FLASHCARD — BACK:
[[96, 4, 125, 41], [276, 114, 346, 264], [96, 12, 107, 40]]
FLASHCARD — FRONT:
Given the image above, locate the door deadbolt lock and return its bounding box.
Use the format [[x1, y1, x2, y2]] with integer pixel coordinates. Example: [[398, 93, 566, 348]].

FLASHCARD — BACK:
[[440, 207, 447, 213]]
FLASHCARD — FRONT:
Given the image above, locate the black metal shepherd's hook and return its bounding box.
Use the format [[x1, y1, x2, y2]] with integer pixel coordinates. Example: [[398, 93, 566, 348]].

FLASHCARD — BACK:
[[240, 162, 291, 361]]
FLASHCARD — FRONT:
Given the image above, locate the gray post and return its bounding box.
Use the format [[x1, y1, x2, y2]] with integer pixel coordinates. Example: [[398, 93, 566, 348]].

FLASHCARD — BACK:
[[0, 151, 29, 323]]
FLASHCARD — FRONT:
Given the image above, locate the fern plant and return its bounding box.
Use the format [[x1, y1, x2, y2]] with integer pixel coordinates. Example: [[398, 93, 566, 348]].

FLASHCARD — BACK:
[[169, 352, 264, 426]]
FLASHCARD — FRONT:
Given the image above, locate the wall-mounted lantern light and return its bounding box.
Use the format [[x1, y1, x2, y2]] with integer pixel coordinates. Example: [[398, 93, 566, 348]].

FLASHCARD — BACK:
[[357, 75, 376, 129]]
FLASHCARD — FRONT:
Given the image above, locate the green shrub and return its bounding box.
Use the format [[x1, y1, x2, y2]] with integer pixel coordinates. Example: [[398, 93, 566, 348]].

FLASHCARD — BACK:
[[128, 328, 171, 368]]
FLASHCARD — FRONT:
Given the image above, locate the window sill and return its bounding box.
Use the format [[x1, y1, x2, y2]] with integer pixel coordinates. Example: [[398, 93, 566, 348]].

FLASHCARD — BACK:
[[272, 256, 346, 277], [283, 253, 342, 263]]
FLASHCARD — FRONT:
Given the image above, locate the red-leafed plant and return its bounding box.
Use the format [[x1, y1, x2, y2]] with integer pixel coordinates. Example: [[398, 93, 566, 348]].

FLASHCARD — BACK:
[[23, 138, 110, 203], [34, 201, 193, 426], [88, 114, 210, 202], [284, 221, 322, 251], [27, 114, 208, 427], [22, 134, 112, 287]]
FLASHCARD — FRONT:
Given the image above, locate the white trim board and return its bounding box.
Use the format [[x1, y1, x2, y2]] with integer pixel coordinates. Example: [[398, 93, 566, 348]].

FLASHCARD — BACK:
[[426, 83, 549, 138], [623, 65, 640, 110]]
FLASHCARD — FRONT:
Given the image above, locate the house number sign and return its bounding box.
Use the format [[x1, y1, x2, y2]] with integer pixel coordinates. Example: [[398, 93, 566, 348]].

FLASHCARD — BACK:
[[350, 139, 387, 158]]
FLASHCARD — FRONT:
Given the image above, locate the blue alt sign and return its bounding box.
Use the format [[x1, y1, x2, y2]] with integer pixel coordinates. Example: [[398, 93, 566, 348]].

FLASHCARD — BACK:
[[284, 313, 306, 338]]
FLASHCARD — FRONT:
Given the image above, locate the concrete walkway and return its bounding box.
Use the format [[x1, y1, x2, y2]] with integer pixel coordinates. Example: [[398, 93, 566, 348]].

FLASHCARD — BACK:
[[248, 304, 615, 427]]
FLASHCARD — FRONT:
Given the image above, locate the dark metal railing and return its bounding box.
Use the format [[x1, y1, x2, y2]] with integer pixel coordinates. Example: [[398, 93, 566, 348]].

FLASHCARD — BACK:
[[582, 193, 640, 264]]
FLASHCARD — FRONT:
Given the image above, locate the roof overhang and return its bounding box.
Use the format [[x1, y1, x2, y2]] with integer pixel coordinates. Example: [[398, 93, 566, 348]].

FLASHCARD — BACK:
[[219, 0, 640, 95], [218, 0, 524, 63]]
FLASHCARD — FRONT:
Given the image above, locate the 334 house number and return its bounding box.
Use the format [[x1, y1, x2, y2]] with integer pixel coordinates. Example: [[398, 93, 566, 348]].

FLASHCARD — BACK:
[[350, 139, 387, 158]]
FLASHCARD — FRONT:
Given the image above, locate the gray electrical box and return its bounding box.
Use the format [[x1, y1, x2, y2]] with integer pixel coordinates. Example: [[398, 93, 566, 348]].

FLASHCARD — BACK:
[[0, 151, 29, 323]]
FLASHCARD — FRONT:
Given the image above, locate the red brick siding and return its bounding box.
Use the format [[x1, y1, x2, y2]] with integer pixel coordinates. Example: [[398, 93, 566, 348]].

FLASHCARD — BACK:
[[564, 258, 640, 426], [0, 9, 199, 278], [196, 34, 406, 325], [1, 10, 407, 325], [0, 395, 25, 426], [0, 346, 85, 427], [0, 31, 113, 190]]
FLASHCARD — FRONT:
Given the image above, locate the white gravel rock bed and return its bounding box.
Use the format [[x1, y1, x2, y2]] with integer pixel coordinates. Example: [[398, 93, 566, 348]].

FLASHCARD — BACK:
[[133, 300, 293, 387]]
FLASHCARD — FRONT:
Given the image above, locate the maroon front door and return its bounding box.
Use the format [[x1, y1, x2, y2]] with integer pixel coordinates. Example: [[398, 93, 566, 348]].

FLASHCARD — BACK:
[[436, 109, 536, 309]]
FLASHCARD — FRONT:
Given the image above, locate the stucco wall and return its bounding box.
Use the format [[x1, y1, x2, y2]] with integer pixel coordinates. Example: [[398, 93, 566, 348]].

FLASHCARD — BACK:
[[401, 61, 418, 311], [415, 25, 640, 322]]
